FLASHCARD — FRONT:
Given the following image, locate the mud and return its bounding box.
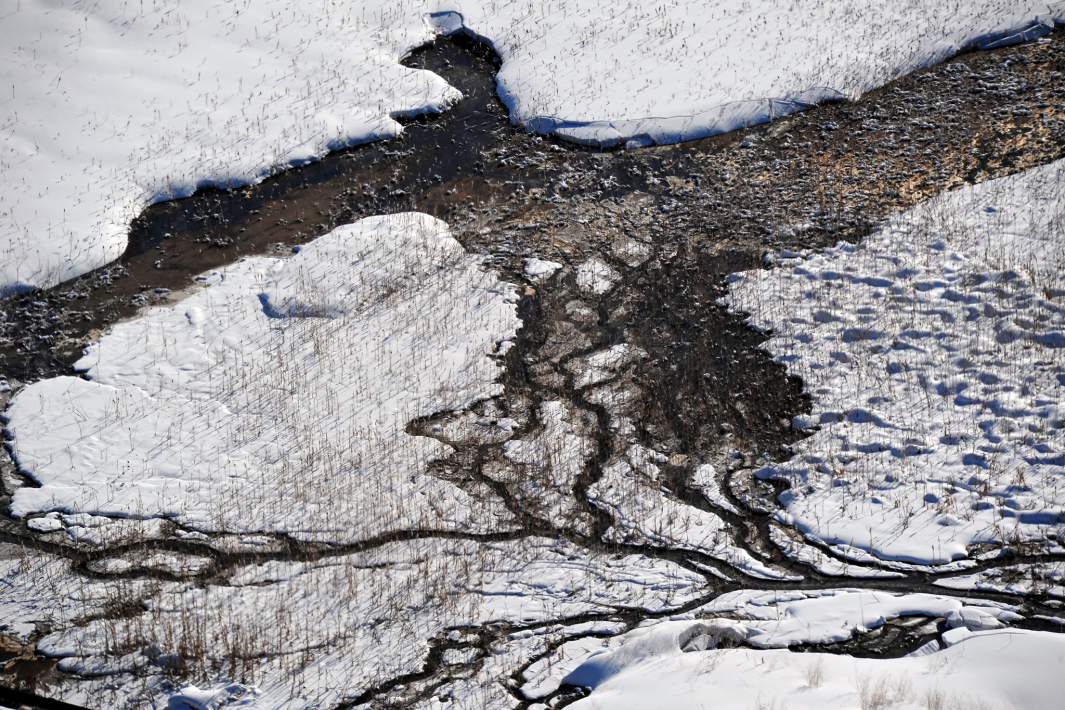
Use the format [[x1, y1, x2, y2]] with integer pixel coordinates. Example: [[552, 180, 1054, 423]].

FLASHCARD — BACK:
[[1, 26, 1065, 709]]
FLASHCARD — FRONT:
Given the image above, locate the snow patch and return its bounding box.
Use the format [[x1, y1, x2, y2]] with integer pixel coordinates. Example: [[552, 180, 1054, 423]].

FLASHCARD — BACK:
[[523, 257, 563, 283], [6, 214, 519, 540], [576, 258, 620, 295], [724, 159, 1065, 566]]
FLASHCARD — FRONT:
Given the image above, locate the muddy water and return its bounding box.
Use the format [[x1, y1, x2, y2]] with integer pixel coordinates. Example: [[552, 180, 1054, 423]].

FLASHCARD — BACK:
[[1, 27, 1065, 706]]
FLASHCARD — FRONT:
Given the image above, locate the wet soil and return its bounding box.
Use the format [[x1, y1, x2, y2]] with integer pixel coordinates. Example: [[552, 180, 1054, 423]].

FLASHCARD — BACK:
[[2, 26, 1065, 709]]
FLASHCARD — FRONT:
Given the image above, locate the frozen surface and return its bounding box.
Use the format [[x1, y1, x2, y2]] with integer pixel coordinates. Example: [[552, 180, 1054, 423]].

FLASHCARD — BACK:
[[562, 589, 1031, 709], [566, 622, 1065, 710], [724, 159, 1065, 566], [6, 1, 1063, 292], [7, 213, 520, 538]]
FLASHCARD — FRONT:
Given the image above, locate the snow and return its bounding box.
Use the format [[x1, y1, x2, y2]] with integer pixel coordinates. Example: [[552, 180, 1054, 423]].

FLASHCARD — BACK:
[[500, 399, 598, 530], [935, 562, 1065, 599], [523, 257, 563, 283], [87, 552, 214, 577], [565, 343, 646, 389], [723, 158, 1065, 566], [560, 590, 1034, 709], [0, 544, 183, 642], [423, 621, 623, 710], [0, 0, 461, 295], [620, 588, 1020, 652], [714, 589, 1014, 647], [162, 684, 256, 710], [589, 445, 795, 581], [768, 524, 906, 579], [520, 627, 626, 701], [575, 257, 621, 295], [6, 1, 1063, 294], [566, 623, 1065, 710], [6, 213, 520, 539], [690, 464, 740, 515], [5, 3, 1065, 705], [33, 537, 705, 708], [25, 514, 63, 533], [450, 2, 1065, 147]]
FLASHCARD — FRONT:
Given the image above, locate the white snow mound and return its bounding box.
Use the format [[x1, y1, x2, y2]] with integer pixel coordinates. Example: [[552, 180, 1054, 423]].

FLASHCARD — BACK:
[[567, 623, 1065, 710]]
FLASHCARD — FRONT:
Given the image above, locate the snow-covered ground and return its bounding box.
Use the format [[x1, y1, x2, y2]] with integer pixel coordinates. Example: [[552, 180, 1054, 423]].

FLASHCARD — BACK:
[[6, 213, 520, 539], [680, 588, 1022, 647], [4, 537, 706, 708], [0, 546, 186, 643], [590, 445, 795, 581], [0, 0, 457, 295], [4, 0, 1063, 293], [566, 617, 1065, 710], [2, 163, 1061, 710], [936, 561, 1065, 599], [724, 159, 1065, 566], [543, 150, 1065, 710], [453, 1, 1065, 147], [523, 588, 1037, 707], [4, 3, 1065, 706]]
